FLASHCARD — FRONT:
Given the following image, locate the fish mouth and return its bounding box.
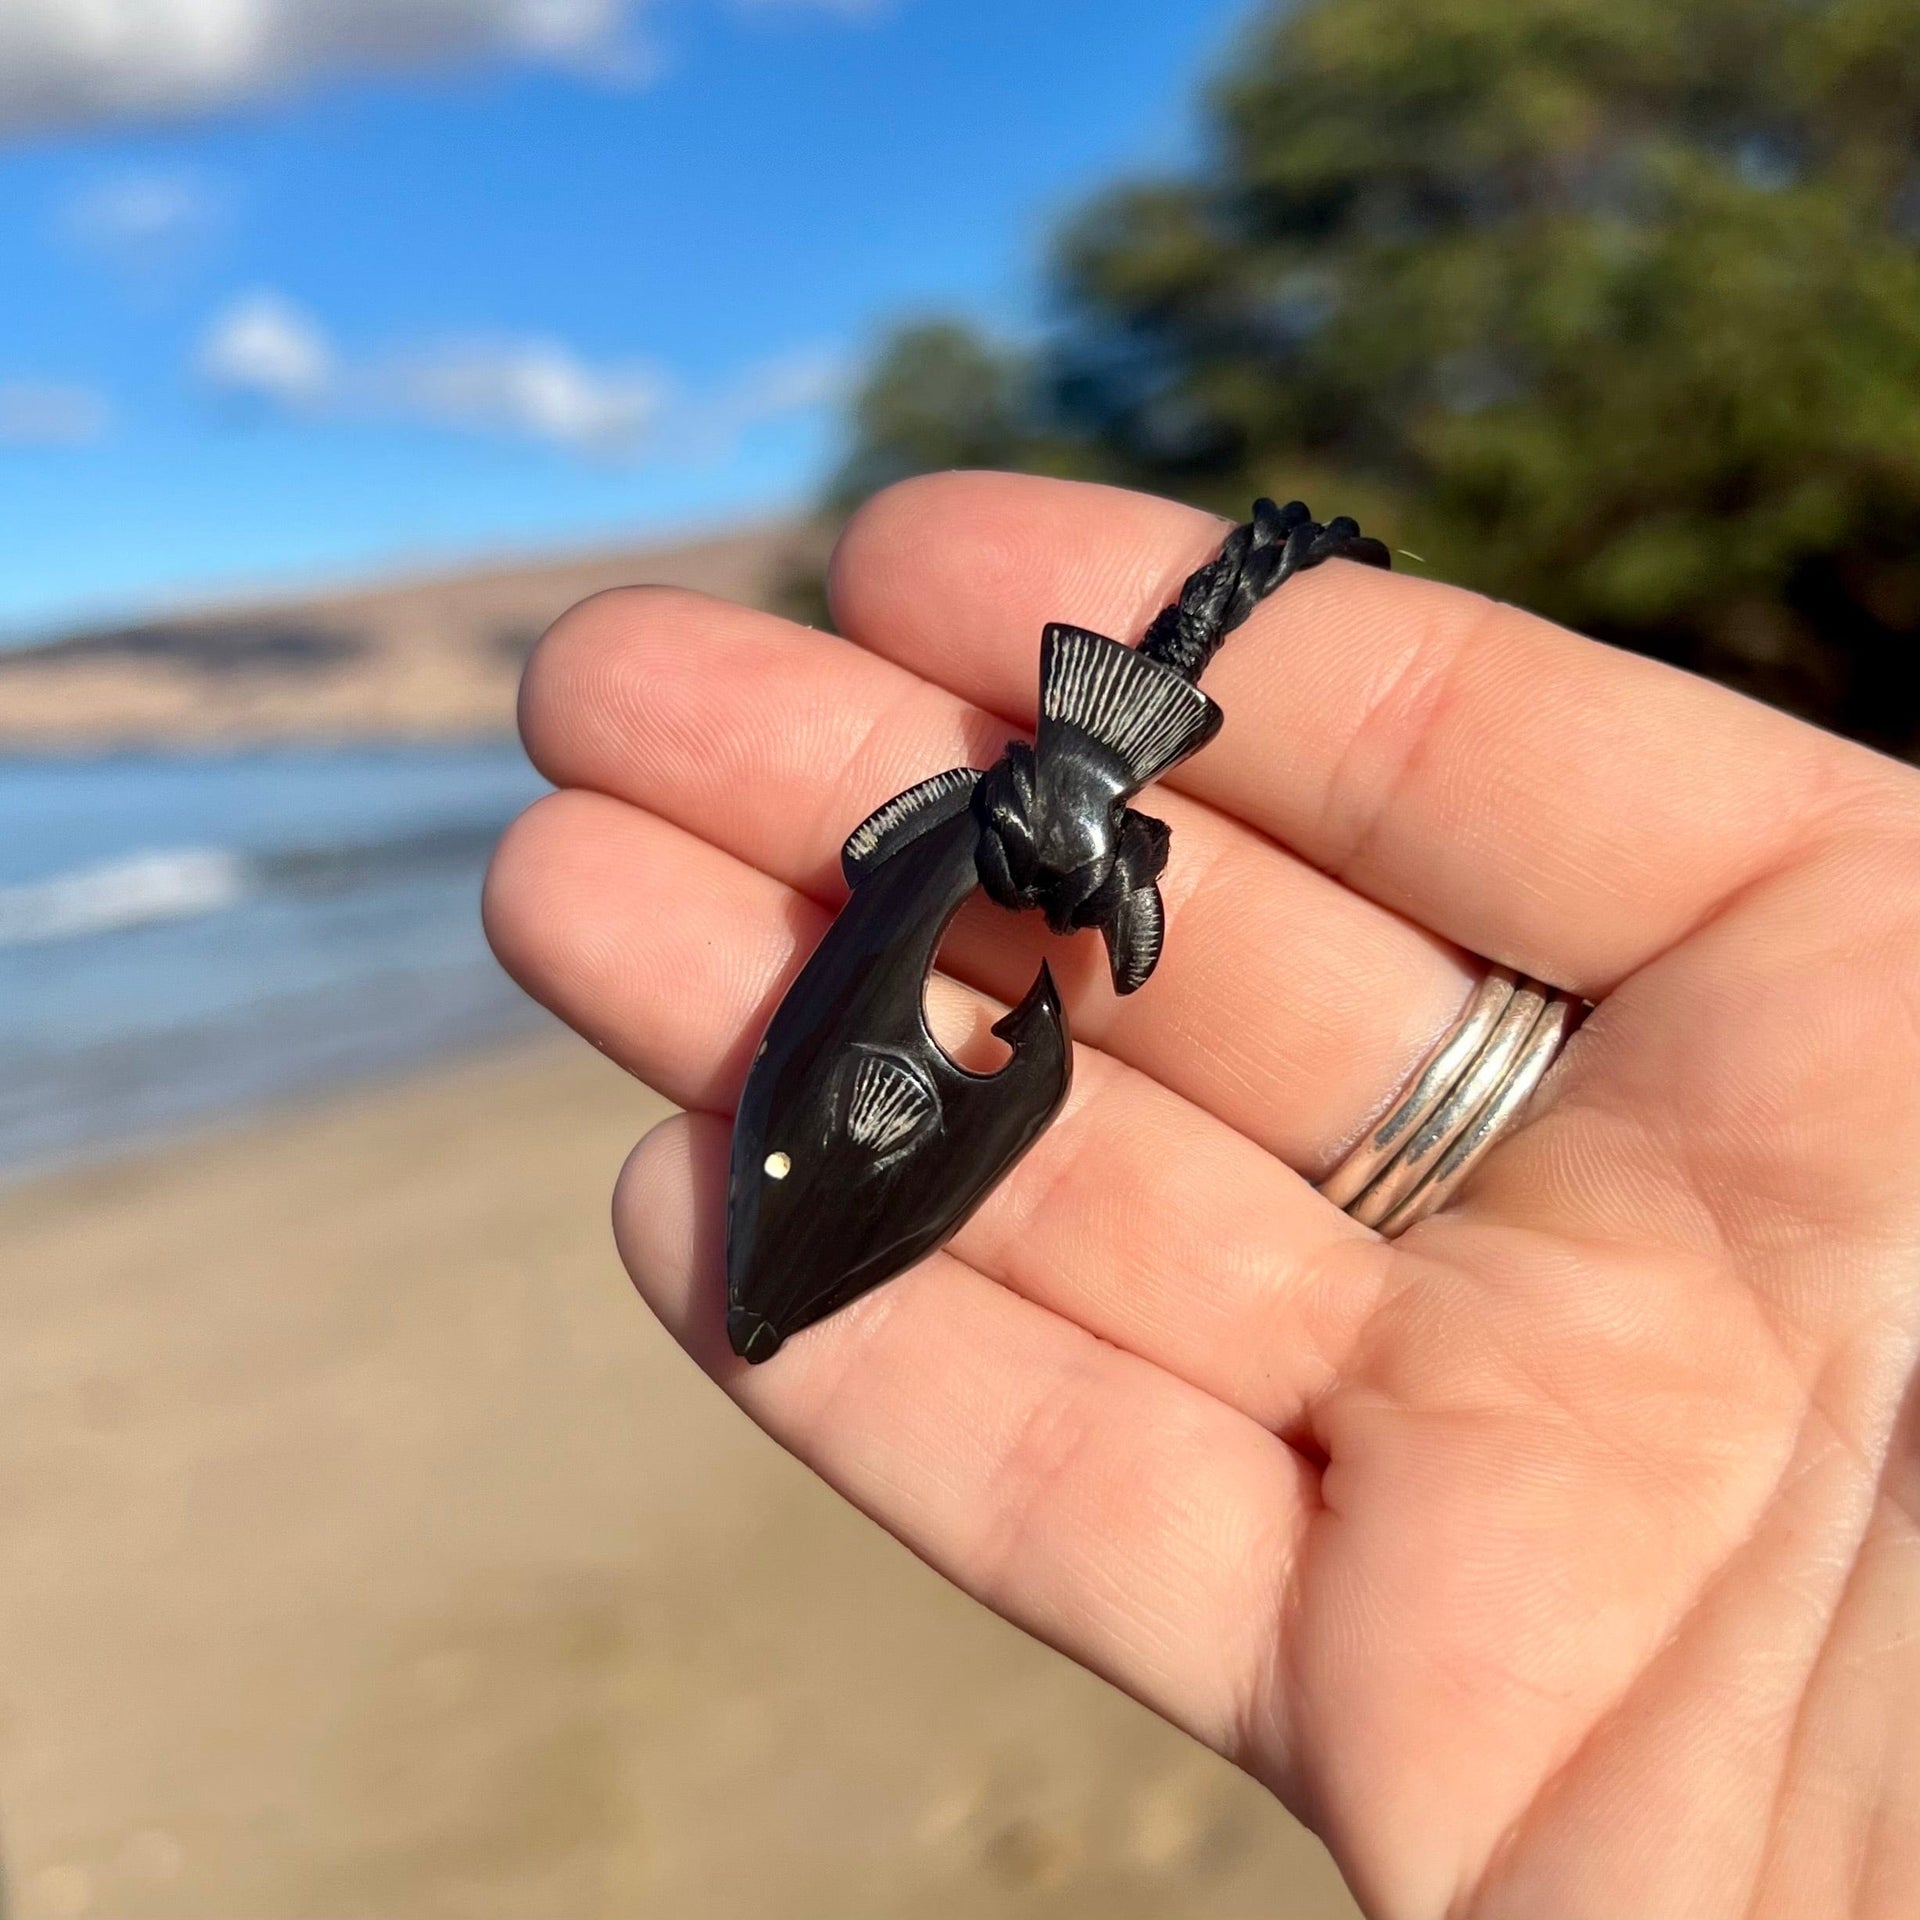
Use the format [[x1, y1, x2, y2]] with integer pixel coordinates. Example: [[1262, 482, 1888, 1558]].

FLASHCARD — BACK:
[[726, 1308, 785, 1366], [725, 1234, 919, 1365]]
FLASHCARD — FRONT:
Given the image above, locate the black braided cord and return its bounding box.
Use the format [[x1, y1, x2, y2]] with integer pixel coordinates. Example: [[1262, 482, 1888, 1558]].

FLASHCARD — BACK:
[[1138, 497, 1390, 684]]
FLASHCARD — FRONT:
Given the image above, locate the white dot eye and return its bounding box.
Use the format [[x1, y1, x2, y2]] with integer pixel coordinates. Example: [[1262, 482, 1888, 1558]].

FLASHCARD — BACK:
[[763, 1152, 792, 1181]]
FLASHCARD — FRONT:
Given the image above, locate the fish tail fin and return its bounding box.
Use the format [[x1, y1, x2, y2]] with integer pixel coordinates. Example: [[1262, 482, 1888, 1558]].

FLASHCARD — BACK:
[[1039, 624, 1222, 795]]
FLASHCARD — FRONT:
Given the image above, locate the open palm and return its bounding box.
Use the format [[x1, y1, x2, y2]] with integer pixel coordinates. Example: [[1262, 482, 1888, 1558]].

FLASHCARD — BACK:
[[486, 474, 1920, 1919]]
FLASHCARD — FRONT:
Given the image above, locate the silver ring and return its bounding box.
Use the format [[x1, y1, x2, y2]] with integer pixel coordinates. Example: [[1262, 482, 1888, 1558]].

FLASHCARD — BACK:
[[1319, 969, 1582, 1237]]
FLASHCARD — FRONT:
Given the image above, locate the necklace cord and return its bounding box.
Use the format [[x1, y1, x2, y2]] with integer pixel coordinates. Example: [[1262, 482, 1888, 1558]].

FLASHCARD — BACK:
[[1138, 498, 1391, 685]]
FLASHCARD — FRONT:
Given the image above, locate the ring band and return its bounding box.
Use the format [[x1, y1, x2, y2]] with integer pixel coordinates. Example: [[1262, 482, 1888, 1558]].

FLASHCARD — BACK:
[[1319, 969, 1582, 1237]]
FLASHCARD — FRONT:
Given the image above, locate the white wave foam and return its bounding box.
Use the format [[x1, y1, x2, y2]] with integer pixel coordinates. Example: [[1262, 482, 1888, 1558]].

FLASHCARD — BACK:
[[0, 849, 248, 947]]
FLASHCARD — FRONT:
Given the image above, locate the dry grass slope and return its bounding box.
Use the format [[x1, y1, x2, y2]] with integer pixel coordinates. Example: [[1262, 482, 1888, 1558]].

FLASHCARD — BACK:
[[0, 525, 804, 751]]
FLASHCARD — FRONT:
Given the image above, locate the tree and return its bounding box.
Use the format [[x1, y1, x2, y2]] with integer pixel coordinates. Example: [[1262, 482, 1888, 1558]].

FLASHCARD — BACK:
[[821, 321, 1039, 514], [826, 0, 1920, 752]]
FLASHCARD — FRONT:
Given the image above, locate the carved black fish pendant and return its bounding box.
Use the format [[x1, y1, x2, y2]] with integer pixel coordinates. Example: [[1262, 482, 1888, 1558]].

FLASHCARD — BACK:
[[725, 502, 1387, 1361], [723, 778, 1069, 1365]]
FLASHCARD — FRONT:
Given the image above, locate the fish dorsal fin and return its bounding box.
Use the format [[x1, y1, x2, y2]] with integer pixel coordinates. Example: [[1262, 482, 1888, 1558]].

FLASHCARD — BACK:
[[1039, 625, 1222, 794], [844, 1049, 937, 1156], [842, 767, 984, 889]]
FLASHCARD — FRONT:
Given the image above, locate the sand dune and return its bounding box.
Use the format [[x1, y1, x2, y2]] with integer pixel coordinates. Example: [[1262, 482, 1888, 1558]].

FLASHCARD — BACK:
[[0, 1037, 1357, 1918]]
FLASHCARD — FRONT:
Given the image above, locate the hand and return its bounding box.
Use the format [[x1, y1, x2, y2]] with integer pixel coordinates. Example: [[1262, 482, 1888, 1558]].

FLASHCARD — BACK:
[[485, 473, 1920, 1919]]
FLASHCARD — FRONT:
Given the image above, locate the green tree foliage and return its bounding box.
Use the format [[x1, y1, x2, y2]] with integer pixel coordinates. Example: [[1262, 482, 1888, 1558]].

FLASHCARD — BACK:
[[827, 0, 1920, 751], [823, 322, 1040, 513]]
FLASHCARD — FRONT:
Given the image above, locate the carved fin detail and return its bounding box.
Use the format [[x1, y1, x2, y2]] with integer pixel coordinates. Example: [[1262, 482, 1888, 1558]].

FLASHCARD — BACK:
[[844, 1051, 936, 1155], [1039, 625, 1222, 792], [841, 768, 984, 888], [1102, 884, 1166, 996]]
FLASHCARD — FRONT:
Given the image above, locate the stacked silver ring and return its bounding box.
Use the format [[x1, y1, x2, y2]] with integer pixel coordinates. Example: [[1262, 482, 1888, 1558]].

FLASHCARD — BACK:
[[1318, 967, 1582, 1237]]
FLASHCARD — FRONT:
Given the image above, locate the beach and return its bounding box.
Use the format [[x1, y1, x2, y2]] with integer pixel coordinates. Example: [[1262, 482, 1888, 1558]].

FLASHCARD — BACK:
[[0, 1033, 1358, 1919]]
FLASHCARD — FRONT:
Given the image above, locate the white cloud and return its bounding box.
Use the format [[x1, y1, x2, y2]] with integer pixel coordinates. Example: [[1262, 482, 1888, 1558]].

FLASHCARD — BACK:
[[193, 289, 841, 460], [199, 290, 334, 405], [382, 337, 666, 452], [194, 290, 663, 453], [63, 167, 229, 275], [0, 1, 883, 136], [0, 379, 112, 446], [681, 344, 848, 452], [723, 345, 849, 418], [0, 1, 626, 134]]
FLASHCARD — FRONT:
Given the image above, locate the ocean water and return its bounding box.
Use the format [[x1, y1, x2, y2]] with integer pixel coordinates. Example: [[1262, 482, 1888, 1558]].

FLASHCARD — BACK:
[[0, 746, 553, 1179]]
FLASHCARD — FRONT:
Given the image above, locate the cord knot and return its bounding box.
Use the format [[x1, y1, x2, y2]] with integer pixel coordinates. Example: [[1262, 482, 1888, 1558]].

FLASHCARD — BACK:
[[973, 743, 1172, 994]]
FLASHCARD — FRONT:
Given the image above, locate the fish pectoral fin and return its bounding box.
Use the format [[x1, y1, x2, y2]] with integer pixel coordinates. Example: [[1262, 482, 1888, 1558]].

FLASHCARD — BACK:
[[841, 767, 985, 889], [842, 1048, 938, 1157], [1101, 882, 1166, 995], [1097, 807, 1172, 995], [1039, 624, 1223, 793]]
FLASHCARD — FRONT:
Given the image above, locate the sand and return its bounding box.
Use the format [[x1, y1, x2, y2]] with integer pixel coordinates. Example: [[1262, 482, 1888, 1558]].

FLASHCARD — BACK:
[[0, 1036, 1358, 1919]]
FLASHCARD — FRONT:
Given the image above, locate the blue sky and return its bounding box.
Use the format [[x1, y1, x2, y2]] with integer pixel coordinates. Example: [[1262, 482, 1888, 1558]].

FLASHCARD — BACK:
[[0, 0, 1260, 638]]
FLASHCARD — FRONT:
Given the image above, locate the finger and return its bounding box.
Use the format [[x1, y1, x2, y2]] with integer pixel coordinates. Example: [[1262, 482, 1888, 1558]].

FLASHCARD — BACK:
[[830, 472, 1891, 997], [518, 585, 1472, 1177], [484, 789, 1383, 1426], [614, 1108, 1314, 1778]]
